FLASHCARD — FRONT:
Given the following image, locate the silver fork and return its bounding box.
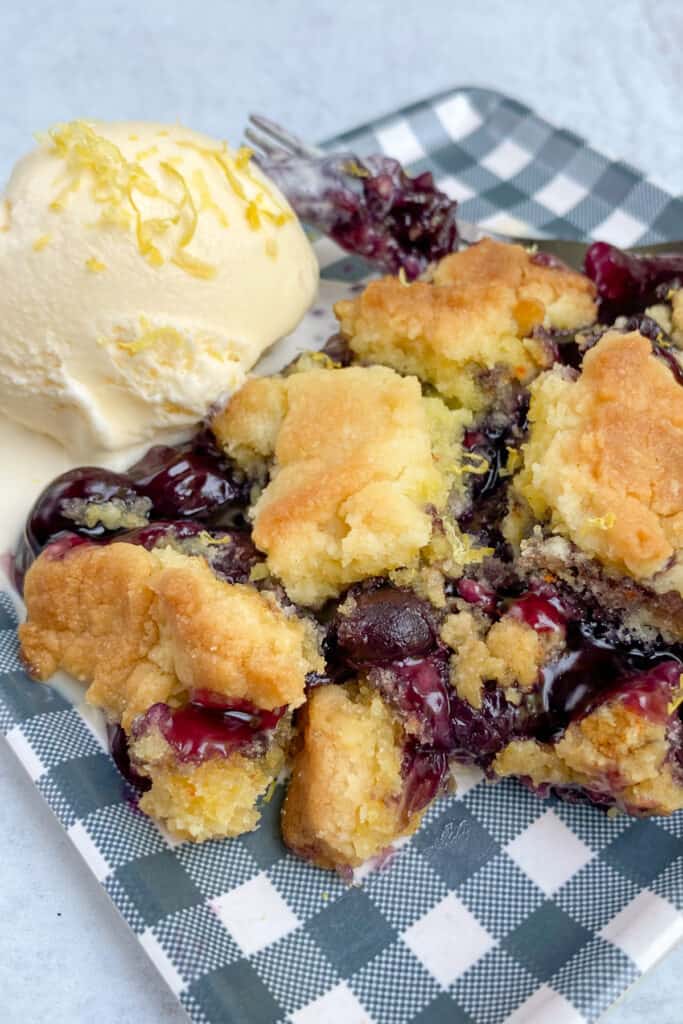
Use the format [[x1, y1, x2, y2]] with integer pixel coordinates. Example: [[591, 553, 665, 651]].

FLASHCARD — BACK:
[[245, 114, 683, 273]]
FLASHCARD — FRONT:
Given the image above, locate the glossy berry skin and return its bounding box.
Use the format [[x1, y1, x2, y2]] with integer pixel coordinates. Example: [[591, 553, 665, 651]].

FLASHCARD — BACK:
[[584, 241, 683, 321], [26, 467, 142, 552], [332, 587, 437, 666], [401, 744, 450, 819], [132, 696, 285, 764], [127, 444, 245, 519]]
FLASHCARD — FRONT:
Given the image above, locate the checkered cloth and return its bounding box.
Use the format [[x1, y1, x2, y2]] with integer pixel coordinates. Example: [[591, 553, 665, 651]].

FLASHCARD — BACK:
[[2, 86, 683, 1024]]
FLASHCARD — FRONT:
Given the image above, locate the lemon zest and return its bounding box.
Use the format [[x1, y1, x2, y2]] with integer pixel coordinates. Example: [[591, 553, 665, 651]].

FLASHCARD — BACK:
[[500, 446, 522, 477], [245, 201, 261, 229], [171, 251, 217, 279], [587, 512, 616, 531], [85, 256, 106, 272], [136, 145, 159, 161], [449, 452, 490, 477], [343, 159, 369, 178], [192, 169, 229, 226], [198, 531, 234, 546], [265, 237, 278, 260], [263, 777, 278, 803], [32, 234, 51, 251], [116, 318, 187, 355], [667, 675, 683, 716], [160, 160, 198, 248]]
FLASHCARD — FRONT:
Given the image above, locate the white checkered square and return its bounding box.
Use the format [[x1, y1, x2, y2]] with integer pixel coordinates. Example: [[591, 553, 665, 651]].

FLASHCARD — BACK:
[[291, 982, 371, 1024], [593, 207, 647, 247], [375, 119, 425, 165], [481, 139, 531, 179], [535, 173, 588, 215], [403, 893, 494, 986], [212, 872, 298, 955], [506, 809, 593, 896], [436, 175, 475, 203], [434, 93, 483, 140]]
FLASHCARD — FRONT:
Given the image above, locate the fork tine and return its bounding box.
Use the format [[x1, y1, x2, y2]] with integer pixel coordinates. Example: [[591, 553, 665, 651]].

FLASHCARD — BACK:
[[247, 114, 324, 158], [244, 125, 285, 159]]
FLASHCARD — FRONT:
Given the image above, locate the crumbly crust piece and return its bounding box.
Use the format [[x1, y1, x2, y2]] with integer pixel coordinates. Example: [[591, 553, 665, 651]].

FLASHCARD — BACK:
[[282, 684, 422, 869], [494, 697, 683, 814], [441, 609, 560, 709], [334, 239, 596, 409], [514, 331, 683, 586], [213, 365, 458, 607], [19, 542, 319, 728], [132, 728, 287, 841]]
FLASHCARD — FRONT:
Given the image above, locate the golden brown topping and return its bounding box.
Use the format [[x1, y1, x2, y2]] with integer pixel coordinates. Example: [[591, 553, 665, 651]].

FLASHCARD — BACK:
[[213, 365, 458, 606], [514, 331, 683, 583], [19, 543, 319, 728], [335, 239, 596, 409]]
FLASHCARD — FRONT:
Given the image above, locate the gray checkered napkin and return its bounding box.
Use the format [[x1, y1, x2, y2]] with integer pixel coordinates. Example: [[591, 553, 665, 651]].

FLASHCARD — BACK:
[[2, 86, 683, 1024]]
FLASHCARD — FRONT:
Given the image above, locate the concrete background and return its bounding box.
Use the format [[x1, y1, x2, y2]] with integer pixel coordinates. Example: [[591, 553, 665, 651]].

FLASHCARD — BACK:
[[1, 1, 681, 1020]]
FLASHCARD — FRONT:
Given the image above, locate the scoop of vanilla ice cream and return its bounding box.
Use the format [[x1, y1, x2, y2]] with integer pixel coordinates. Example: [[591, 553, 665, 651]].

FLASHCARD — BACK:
[[0, 120, 318, 454]]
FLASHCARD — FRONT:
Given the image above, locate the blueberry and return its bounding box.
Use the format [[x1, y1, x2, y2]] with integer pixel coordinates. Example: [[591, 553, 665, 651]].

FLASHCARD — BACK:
[[333, 587, 437, 666], [127, 444, 243, 519], [26, 467, 143, 552]]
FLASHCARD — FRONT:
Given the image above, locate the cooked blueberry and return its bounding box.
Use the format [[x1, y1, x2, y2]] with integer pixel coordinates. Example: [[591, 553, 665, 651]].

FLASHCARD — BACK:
[[371, 653, 454, 749], [127, 444, 244, 519], [107, 724, 151, 791], [507, 593, 567, 633], [132, 697, 284, 763], [449, 683, 533, 767], [26, 467, 142, 551], [401, 744, 450, 819], [456, 578, 497, 615], [584, 241, 683, 321], [333, 588, 437, 665]]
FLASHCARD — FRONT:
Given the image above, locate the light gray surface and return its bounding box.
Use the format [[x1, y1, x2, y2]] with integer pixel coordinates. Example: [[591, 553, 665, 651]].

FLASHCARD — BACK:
[[0, 2, 681, 1022]]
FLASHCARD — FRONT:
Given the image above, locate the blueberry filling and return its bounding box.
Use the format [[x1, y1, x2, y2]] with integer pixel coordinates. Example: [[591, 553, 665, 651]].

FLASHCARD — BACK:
[[126, 441, 247, 519], [332, 586, 437, 667], [584, 241, 683, 322], [401, 744, 450, 819], [107, 724, 152, 792], [26, 467, 145, 551], [370, 653, 454, 749], [24, 430, 249, 559], [132, 695, 285, 764], [259, 151, 459, 279]]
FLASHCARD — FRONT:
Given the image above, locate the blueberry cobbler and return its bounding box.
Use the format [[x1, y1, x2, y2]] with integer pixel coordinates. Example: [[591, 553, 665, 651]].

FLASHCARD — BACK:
[[17, 236, 683, 870]]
